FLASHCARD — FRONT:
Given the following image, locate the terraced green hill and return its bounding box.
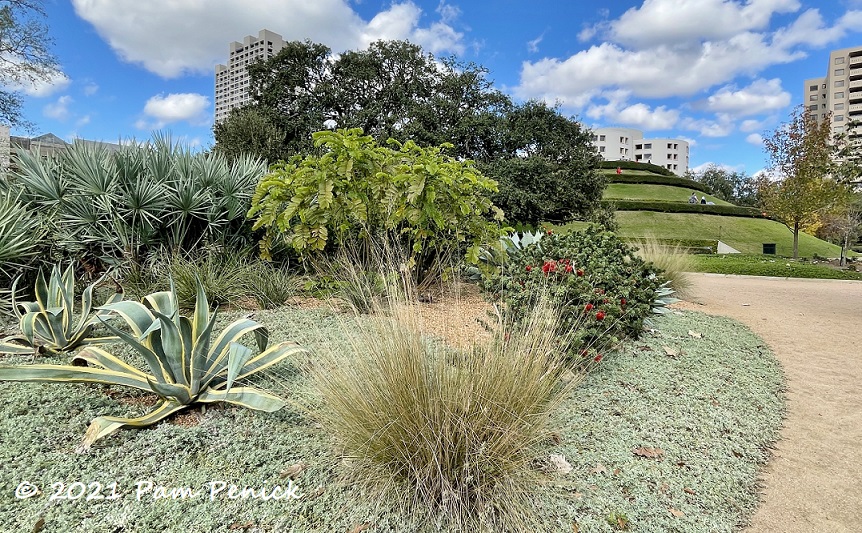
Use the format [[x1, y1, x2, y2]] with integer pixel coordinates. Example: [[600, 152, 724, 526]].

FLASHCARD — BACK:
[[585, 164, 847, 258]]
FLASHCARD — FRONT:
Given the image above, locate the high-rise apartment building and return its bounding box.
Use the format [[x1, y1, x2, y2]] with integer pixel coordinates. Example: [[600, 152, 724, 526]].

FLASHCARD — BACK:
[[803, 45, 862, 139], [591, 127, 690, 176], [214, 29, 286, 123]]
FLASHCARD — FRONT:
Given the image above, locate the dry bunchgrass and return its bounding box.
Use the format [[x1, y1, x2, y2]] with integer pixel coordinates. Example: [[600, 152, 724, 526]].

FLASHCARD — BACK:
[[312, 259, 580, 531], [633, 235, 694, 298]]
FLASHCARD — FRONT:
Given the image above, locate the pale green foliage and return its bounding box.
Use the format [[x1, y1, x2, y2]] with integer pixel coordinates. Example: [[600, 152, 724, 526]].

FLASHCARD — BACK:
[[313, 270, 578, 531], [0, 264, 121, 355], [248, 128, 504, 269], [11, 133, 268, 267], [0, 187, 44, 277], [0, 277, 306, 450]]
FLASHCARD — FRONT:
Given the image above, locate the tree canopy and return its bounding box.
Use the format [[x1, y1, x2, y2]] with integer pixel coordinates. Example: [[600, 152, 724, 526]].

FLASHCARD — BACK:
[[214, 39, 604, 224], [761, 106, 848, 258], [0, 0, 61, 128]]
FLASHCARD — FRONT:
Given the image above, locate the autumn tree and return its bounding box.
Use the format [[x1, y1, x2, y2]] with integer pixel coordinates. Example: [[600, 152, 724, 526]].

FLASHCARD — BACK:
[[761, 106, 848, 258], [0, 0, 60, 128]]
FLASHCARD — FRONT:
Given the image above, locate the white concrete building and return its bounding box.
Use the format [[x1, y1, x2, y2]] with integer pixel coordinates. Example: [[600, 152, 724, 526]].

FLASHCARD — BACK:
[[591, 127, 690, 175], [214, 29, 286, 123], [803, 45, 862, 140]]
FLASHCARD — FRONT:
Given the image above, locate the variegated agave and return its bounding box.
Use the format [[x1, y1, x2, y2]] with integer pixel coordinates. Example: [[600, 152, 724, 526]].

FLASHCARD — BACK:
[[0, 278, 306, 450], [0, 264, 121, 355]]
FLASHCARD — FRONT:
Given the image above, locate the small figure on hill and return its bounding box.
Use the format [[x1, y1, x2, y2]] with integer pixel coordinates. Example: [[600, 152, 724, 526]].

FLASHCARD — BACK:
[[616, 166, 622, 175], [688, 192, 698, 204], [700, 196, 707, 204]]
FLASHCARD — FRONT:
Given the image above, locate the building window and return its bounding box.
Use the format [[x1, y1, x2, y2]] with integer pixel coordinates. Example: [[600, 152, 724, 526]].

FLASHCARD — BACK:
[[635, 144, 642, 149], [835, 92, 845, 99], [835, 69, 845, 76], [823, 83, 827, 89], [644, 153, 652, 159], [835, 103, 845, 110], [835, 80, 845, 87], [599, 135, 606, 141], [810, 94, 818, 100], [809, 84, 818, 91], [667, 153, 672, 159], [809, 104, 818, 111], [599, 146, 605, 152], [644, 143, 652, 149], [836, 115, 844, 122], [836, 57, 845, 64]]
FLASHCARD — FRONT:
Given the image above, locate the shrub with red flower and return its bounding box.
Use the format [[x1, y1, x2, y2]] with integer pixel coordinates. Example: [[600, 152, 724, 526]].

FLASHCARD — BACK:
[[584, 303, 594, 312], [541, 260, 557, 275], [595, 311, 606, 321]]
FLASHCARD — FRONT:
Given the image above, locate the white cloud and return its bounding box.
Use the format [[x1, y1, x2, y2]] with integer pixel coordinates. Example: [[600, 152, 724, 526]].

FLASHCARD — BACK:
[[680, 115, 735, 137], [71, 0, 465, 78], [83, 82, 99, 96], [43, 95, 73, 120], [588, 95, 680, 130], [138, 93, 210, 129], [604, 0, 801, 48], [12, 71, 71, 97], [516, 2, 857, 114], [746, 133, 765, 145], [740, 119, 765, 132], [704, 78, 790, 117], [527, 33, 544, 53], [76, 115, 91, 127]]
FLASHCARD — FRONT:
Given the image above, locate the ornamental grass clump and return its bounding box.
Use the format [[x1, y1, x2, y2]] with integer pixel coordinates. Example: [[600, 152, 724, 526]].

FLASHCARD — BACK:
[[632, 235, 693, 298], [313, 272, 580, 531]]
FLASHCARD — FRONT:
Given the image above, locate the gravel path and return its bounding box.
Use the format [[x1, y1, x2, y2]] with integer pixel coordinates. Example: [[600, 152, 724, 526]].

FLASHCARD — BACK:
[[677, 273, 862, 532]]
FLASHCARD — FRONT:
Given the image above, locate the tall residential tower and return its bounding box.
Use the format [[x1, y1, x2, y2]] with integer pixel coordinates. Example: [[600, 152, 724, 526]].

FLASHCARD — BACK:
[[214, 29, 286, 123], [803, 45, 862, 139]]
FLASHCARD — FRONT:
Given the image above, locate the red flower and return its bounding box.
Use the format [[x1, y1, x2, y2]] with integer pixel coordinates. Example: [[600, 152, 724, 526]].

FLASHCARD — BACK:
[[542, 260, 557, 275], [577, 269, 584, 276], [620, 298, 627, 306], [594, 354, 603, 363], [596, 311, 606, 321], [565, 264, 573, 273], [584, 303, 594, 312], [546, 229, 553, 235], [526, 265, 532, 272]]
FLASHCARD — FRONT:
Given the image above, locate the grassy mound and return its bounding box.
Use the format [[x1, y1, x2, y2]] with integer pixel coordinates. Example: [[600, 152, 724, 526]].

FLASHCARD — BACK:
[[604, 183, 731, 205]]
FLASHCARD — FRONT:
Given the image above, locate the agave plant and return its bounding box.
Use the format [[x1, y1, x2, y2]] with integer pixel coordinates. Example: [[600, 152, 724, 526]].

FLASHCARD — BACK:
[[465, 230, 545, 281], [0, 278, 306, 449], [0, 264, 122, 355]]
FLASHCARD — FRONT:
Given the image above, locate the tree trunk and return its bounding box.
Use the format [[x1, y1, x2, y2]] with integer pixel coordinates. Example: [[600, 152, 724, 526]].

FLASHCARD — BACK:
[[841, 232, 849, 267], [793, 220, 799, 259]]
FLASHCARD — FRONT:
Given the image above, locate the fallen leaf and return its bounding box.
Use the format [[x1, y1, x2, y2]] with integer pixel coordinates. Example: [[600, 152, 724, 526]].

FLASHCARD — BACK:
[[280, 462, 307, 479], [684, 487, 696, 495], [688, 330, 703, 339], [613, 468, 621, 476], [669, 508, 685, 517], [32, 518, 45, 533], [549, 453, 573, 474], [732, 450, 743, 458], [742, 303, 750, 306], [639, 345, 654, 351], [633, 447, 664, 459], [229, 522, 255, 530], [663, 346, 679, 357], [348, 524, 371, 533], [572, 523, 579, 533], [591, 463, 607, 475]]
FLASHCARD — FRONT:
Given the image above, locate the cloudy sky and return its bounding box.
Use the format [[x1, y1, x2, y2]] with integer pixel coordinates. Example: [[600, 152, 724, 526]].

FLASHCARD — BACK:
[[14, 0, 862, 173]]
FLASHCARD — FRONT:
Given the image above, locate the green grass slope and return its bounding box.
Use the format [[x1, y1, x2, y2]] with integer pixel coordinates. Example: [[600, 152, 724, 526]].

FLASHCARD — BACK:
[[604, 183, 732, 205], [613, 211, 844, 257]]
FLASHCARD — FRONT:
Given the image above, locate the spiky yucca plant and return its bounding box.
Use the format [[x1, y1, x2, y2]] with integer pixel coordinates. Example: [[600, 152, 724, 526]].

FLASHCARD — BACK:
[[0, 264, 122, 355], [0, 279, 306, 449]]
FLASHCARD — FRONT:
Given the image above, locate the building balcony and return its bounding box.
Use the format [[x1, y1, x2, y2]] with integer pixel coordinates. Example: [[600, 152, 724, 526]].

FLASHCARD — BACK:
[[850, 67, 862, 81], [850, 92, 862, 104], [850, 79, 862, 90], [851, 56, 862, 68]]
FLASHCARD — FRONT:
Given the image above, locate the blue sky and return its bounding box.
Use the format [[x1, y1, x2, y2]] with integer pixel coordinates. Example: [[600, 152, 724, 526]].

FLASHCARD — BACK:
[[13, 0, 862, 174]]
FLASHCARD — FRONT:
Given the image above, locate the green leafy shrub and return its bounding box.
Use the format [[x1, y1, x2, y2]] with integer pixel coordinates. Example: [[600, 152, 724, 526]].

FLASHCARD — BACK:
[[248, 128, 504, 277], [0, 264, 122, 355], [0, 279, 306, 450], [313, 283, 579, 531], [481, 226, 661, 363], [606, 199, 766, 218]]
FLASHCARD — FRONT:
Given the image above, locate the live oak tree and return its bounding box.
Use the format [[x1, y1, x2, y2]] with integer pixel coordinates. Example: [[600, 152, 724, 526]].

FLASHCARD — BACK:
[[216, 39, 605, 223], [761, 106, 848, 259], [0, 0, 61, 128]]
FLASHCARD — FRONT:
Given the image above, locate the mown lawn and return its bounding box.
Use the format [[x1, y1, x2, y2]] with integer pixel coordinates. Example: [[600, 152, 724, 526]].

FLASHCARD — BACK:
[[689, 254, 862, 280], [604, 183, 732, 205]]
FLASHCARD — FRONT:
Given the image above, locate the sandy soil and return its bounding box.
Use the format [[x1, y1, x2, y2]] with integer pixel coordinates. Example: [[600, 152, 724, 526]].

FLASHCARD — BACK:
[[676, 273, 862, 532]]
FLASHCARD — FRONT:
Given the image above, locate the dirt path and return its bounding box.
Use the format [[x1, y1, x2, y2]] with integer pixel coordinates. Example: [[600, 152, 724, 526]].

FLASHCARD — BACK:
[[677, 274, 862, 532]]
